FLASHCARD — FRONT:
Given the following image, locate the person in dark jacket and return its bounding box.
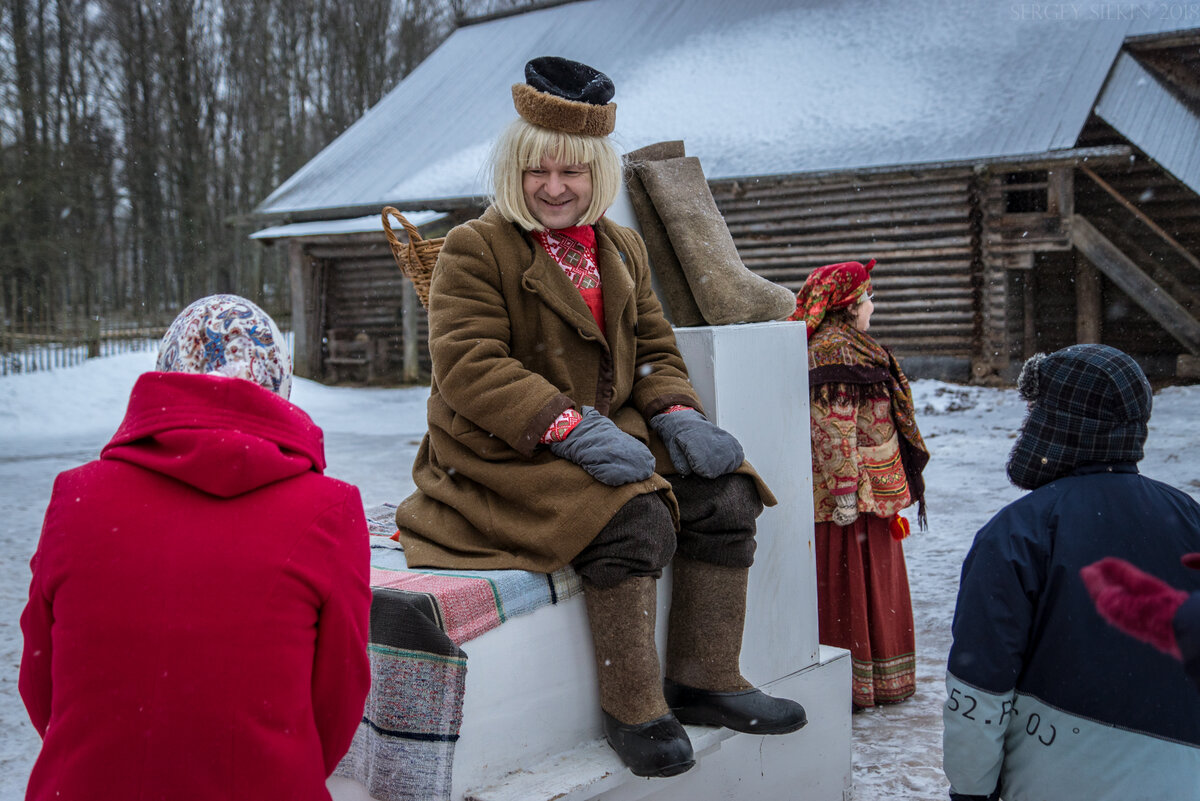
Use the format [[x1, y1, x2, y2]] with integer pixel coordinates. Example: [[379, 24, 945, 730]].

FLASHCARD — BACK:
[[394, 57, 806, 778], [942, 344, 1200, 801], [20, 295, 372, 801]]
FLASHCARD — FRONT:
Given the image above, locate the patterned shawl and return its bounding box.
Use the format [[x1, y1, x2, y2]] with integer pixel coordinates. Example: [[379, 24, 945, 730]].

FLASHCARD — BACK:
[[808, 318, 929, 528]]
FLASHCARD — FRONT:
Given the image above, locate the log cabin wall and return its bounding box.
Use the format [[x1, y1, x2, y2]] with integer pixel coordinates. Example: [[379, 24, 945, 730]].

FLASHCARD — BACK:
[[287, 232, 430, 384], [711, 140, 1200, 385], [286, 141, 1200, 386], [710, 168, 980, 381]]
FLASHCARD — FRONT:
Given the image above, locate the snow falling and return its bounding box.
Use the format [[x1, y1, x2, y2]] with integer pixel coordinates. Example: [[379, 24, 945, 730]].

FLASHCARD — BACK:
[[2, 352, 1199, 799]]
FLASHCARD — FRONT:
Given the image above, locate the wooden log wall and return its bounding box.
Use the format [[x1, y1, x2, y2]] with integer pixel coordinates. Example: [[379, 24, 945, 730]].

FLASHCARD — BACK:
[[289, 232, 431, 383], [285, 145, 1200, 386], [711, 169, 980, 359]]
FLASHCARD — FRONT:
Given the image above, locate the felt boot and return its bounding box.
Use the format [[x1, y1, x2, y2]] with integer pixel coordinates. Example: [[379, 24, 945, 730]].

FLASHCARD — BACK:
[[664, 556, 808, 734], [624, 142, 706, 327], [630, 151, 796, 326], [583, 577, 695, 777]]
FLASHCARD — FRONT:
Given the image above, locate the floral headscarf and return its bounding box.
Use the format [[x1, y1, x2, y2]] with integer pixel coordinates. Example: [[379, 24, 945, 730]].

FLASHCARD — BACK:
[[156, 294, 292, 398], [788, 259, 876, 338]]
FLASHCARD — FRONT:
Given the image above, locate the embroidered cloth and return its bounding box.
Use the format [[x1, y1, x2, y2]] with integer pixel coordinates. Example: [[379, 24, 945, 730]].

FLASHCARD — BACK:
[[334, 505, 583, 800], [532, 225, 605, 334], [534, 225, 601, 445]]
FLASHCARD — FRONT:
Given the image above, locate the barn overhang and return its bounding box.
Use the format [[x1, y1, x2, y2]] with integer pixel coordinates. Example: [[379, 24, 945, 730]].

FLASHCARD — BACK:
[[1096, 51, 1200, 197]]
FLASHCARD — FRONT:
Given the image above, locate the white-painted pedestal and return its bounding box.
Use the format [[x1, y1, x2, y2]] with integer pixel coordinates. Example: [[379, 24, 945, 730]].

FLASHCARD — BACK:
[[331, 322, 851, 801]]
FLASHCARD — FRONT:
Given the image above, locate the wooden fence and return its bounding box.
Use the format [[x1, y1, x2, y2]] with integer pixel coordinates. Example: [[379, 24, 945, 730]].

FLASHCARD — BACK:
[[1, 318, 295, 377], [0, 320, 165, 377]]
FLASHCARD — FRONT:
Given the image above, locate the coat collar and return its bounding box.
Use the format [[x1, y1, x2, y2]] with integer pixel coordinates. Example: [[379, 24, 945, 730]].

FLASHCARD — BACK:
[[595, 219, 636, 335], [501, 210, 635, 346]]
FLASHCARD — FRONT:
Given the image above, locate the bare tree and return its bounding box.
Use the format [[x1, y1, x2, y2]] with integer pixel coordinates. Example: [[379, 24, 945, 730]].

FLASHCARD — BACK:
[[0, 0, 546, 332]]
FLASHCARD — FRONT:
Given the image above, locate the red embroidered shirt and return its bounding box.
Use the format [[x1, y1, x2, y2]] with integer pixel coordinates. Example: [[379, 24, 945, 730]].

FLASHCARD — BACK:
[[534, 226, 689, 445]]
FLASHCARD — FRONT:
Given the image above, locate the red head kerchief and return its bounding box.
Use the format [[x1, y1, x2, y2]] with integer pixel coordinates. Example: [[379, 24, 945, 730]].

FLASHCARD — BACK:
[[788, 259, 877, 338]]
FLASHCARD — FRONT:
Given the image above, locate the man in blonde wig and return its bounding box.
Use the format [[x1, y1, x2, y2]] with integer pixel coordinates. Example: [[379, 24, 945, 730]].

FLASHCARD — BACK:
[[396, 57, 806, 777]]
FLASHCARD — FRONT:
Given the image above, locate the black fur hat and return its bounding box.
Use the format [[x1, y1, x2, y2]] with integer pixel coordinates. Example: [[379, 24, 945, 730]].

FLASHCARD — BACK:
[[512, 56, 617, 136]]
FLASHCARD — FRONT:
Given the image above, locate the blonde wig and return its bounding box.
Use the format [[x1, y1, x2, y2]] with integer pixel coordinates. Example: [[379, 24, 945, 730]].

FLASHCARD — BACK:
[[489, 118, 622, 231]]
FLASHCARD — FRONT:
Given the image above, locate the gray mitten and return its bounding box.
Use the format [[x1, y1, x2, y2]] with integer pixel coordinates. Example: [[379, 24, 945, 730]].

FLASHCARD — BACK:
[[648, 409, 744, 479], [832, 493, 859, 527], [549, 407, 656, 486]]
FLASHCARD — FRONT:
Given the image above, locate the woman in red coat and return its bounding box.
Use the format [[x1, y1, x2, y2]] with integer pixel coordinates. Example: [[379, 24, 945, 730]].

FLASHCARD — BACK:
[[19, 295, 372, 800]]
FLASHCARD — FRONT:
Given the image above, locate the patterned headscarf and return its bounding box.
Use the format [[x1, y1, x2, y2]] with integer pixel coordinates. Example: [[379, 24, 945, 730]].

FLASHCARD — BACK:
[[156, 294, 292, 398], [1007, 344, 1151, 490], [788, 259, 877, 338]]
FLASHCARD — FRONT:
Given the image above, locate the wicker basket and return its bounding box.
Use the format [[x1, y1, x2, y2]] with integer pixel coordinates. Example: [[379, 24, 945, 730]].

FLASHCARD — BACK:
[[382, 207, 442, 308]]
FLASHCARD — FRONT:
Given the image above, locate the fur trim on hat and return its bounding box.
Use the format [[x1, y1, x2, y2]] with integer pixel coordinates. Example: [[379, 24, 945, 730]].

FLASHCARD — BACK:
[[1016, 352, 1047, 402], [511, 83, 616, 136]]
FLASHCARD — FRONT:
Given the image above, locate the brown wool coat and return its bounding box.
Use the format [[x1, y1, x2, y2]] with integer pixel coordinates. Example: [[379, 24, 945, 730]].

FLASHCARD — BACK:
[[395, 207, 774, 573]]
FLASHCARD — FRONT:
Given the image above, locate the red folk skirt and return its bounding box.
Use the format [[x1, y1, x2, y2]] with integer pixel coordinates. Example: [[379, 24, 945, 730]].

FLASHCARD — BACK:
[[815, 514, 916, 708]]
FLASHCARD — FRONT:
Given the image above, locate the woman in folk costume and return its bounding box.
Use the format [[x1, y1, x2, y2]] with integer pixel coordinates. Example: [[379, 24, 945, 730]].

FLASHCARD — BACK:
[[20, 295, 371, 800], [791, 260, 930, 709], [395, 57, 806, 777]]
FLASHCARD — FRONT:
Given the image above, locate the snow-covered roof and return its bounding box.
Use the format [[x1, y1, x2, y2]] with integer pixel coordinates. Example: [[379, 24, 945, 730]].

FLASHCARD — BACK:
[[255, 0, 1199, 220], [248, 210, 445, 240], [1096, 51, 1200, 195]]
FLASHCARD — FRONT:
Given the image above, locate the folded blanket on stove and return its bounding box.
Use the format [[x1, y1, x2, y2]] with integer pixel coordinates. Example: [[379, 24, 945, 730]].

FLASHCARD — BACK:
[[334, 504, 584, 801]]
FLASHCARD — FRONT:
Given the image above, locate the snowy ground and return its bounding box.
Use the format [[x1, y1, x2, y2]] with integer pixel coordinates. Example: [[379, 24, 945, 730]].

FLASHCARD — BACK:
[[2, 351, 1198, 800]]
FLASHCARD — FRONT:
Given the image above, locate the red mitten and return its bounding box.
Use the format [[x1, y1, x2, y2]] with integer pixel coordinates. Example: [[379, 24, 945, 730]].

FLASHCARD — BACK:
[[1080, 557, 1188, 659], [1182, 553, 1200, 571]]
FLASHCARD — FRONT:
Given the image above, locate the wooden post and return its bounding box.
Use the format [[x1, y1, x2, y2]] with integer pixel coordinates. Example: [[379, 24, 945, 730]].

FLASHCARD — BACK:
[[287, 240, 310, 378], [1023, 272, 1038, 357], [288, 240, 326, 380], [1046, 168, 1074, 219], [1074, 251, 1102, 344], [401, 281, 419, 383], [87, 316, 101, 358]]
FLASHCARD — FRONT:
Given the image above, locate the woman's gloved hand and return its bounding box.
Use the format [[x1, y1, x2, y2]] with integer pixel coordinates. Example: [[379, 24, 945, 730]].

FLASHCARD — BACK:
[[1081, 556, 1189, 659], [649, 409, 745, 478], [548, 407, 656, 486], [832, 493, 859, 527]]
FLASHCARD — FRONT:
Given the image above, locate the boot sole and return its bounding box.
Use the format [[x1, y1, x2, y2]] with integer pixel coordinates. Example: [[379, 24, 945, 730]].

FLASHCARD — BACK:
[[627, 756, 696, 778], [603, 732, 696, 778], [673, 705, 809, 734]]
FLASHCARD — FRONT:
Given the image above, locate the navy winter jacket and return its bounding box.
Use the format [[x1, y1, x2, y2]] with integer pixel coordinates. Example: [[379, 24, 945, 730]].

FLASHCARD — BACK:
[[943, 463, 1200, 801]]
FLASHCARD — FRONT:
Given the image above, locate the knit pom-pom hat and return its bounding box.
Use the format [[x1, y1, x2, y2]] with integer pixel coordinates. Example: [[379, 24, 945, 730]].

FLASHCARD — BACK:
[[1006, 343, 1151, 490], [156, 294, 292, 398], [512, 56, 617, 137]]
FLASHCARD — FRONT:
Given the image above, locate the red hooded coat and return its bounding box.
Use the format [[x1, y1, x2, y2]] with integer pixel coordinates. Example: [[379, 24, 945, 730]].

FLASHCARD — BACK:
[[20, 371, 371, 800]]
